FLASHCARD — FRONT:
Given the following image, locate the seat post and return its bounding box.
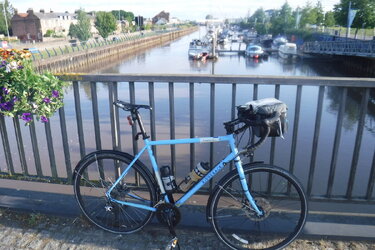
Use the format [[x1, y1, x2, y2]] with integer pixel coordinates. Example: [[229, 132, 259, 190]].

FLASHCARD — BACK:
[[134, 110, 149, 139]]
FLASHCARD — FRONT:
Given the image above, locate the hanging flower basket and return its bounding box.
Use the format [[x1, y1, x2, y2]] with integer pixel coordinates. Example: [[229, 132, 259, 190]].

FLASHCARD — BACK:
[[0, 48, 68, 125]]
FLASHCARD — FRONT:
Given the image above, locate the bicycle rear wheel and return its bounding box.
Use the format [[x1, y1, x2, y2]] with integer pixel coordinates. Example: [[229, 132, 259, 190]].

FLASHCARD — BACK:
[[209, 164, 307, 250], [73, 151, 157, 234]]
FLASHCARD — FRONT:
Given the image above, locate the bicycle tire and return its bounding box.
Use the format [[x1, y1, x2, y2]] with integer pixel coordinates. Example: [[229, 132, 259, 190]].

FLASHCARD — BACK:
[[73, 151, 158, 234], [208, 164, 308, 250]]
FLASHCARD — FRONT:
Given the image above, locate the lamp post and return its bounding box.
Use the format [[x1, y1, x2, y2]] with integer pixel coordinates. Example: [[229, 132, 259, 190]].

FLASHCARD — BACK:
[[2, 1, 10, 41]]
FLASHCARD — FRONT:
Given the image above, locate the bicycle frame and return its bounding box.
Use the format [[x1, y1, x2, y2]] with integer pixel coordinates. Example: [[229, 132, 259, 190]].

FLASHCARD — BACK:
[[105, 134, 263, 216]]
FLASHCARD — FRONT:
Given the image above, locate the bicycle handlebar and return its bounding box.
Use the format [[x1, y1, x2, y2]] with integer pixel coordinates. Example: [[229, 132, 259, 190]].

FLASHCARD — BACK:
[[225, 111, 281, 156]]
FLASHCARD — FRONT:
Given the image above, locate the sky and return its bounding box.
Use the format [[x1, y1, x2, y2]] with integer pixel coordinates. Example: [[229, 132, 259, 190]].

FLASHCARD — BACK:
[[13, 0, 340, 21]]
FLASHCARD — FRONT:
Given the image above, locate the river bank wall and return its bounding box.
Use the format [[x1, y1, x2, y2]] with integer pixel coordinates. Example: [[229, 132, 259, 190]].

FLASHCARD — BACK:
[[33, 27, 198, 73]]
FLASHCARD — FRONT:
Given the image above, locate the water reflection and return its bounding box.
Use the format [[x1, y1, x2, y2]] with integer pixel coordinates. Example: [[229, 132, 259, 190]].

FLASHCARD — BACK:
[[326, 87, 375, 134], [189, 60, 209, 72]]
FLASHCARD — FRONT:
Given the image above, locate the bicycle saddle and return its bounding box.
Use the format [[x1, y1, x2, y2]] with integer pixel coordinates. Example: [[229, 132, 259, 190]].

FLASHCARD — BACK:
[[114, 100, 151, 111]]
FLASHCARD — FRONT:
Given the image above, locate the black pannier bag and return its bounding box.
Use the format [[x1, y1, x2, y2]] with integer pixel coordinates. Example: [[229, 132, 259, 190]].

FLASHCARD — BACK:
[[237, 98, 288, 138]]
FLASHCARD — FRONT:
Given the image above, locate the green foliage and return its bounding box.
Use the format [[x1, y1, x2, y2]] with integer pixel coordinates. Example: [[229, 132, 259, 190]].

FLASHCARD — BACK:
[[270, 2, 295, 35], [285, 28, 314, 41], [69, 9, 92, 42], [44, 29, 55, 37], [324, 11, 336, 26], [0, 49, 68, 125], [299, 1, 325, 27], [111, 10, 134, 23], [144, 23, 153, 30], [0, 0, 13, 36], [95, 12, 117, 38], [334, 0, 375, 28], [249, 8, 266, 25]]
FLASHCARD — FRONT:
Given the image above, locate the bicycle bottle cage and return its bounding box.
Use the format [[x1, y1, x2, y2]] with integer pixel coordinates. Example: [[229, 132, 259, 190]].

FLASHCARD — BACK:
[[237, 98, 288, 138]]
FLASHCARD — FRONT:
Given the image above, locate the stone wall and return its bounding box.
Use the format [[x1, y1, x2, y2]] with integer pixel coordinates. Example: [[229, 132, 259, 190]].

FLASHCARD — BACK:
[[34, 27, 198, 73]]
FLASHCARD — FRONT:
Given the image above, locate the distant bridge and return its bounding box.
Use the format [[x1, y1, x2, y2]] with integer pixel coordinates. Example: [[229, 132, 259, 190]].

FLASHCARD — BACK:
[[302, 40, 375, 58]]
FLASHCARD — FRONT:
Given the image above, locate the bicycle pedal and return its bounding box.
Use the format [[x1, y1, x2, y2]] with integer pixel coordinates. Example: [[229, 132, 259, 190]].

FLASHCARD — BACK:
[[166, 237, 179, 250]]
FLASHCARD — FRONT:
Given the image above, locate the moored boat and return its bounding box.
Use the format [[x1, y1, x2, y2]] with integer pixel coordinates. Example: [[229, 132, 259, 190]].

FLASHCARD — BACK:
[[245, 44, 266, 59], [278, 43, 297, 59]]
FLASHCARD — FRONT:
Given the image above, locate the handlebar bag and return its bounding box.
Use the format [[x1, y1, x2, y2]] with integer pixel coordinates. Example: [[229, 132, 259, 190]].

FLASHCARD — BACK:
[[237, 98, 288, 138]]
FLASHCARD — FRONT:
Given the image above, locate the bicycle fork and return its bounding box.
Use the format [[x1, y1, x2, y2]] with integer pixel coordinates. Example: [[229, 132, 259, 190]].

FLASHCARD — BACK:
[[230, 141, 264, 217]]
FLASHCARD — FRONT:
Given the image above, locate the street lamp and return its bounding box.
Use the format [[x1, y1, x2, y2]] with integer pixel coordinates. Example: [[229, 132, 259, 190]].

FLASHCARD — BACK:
[[2, 1, 10, 41]]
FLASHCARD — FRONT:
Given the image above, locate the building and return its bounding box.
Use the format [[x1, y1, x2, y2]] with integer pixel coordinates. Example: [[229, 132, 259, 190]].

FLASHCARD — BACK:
[[152, 11, 169, 25], [11, 9, 77, 42]]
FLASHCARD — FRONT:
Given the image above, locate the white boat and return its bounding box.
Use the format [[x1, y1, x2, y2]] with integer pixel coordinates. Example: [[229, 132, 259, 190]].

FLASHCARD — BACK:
[[272, 37, 287, 50], [188, 39, 213, 60], [188, 39, 204, 60], [278, 43, 297, 59], [245, 45, 265, 58]]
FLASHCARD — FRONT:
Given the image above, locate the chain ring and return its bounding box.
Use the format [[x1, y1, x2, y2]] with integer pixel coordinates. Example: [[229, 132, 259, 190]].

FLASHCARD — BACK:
[[155, 203, 181, 227]]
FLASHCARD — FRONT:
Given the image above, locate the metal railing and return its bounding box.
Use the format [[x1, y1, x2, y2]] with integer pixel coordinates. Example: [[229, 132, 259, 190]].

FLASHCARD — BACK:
[[303, 40, 375, 58], [0, 74, 374, 203]]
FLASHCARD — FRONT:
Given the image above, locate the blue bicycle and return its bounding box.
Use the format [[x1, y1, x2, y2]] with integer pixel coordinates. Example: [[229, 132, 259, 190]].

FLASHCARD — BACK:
[[73, 98, 308, 250]]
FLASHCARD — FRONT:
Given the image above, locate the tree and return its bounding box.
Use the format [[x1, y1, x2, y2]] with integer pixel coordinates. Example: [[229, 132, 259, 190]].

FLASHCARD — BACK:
[[68, 23, 77, 38], [314, 1, 325, 25], [249, 8, 267, 34], [300, 2, 316, 27], [95, 12, 117, 38], [0, 0, 14, 37], [69, 9, 92, 42], [270, 2, 295, 35], [334, 0, 375, 28], [324, 11, 336, 26], [111, 10, 134, 23]]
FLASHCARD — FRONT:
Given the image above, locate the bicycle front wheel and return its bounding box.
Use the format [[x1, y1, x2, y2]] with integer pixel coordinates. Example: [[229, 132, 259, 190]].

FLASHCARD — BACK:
[[209, 164, 307, 250], [73, 151, 157, 234]]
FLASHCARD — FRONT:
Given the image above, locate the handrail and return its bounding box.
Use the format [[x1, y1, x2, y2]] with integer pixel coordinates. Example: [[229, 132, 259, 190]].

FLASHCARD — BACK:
[[56, 73, 375, 88]]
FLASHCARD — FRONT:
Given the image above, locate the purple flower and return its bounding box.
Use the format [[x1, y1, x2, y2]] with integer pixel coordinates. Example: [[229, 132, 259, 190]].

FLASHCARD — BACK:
[[0, 101, 13, 111], [12, 96, 18, 102], [52, 90, 59, 98], [41, 116, 48, 123], [21, 113, 32, 122], [2, 87, 9, 95], [43, 97, 51, 103]]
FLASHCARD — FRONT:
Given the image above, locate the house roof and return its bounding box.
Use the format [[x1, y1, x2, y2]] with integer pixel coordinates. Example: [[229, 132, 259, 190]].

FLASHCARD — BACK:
[[34, 12, 76, 20]]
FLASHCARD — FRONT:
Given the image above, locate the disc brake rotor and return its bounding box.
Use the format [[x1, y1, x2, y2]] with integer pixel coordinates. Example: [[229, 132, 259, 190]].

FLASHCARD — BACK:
[[243, 197, 271, 221]]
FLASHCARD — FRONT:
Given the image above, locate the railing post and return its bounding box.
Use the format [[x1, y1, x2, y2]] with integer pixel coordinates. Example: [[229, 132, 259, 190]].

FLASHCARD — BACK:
[[307, 86, 325, 196], [73, 81, 86, 158], [0, 116, 14, 175], [346, 88, 370, 199], [169, 82, 176, 173], [189, 82, 195, 171], [13, 117, 28, 176], [327, 87, 347, 198]]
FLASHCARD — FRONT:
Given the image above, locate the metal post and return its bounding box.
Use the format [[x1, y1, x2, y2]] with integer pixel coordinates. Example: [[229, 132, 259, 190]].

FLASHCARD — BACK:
[[2, 2, 10, 41]]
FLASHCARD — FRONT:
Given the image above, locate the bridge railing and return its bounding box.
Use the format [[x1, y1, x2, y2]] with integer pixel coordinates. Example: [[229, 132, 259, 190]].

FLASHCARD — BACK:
[[0, 74, 374, 203], [303, 40, 375, 57]]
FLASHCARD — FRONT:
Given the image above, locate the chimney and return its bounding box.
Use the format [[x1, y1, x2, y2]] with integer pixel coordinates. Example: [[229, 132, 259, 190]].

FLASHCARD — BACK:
[[50, 9, 53, 13], [27, 8, 34, 15], [40, 9, 45, 13]]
